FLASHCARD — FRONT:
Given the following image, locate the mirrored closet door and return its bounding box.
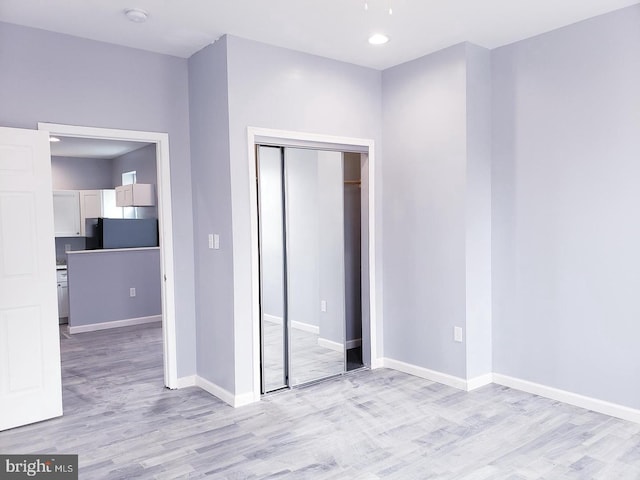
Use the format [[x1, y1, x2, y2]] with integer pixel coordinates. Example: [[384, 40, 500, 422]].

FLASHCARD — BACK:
[[257, 145, 363, 394]]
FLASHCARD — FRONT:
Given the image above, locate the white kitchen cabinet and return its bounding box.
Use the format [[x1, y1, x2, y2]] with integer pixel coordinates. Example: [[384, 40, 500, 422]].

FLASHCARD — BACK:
[[57, 269, 69, 321], [115, 183, 155, 207], [53, 190, 81, 237], [79, 189, 123, 235]]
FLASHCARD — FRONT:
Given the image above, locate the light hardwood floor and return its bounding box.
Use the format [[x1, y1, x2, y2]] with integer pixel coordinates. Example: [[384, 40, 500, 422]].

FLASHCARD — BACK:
[[2, 323, 640, 479]]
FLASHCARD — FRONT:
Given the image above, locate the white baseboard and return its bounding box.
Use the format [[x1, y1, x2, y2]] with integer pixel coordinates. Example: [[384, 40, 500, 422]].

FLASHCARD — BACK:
[[305, 335, 364, 352], [382, 359, 640, 423], [370, 357, 384, 369], [317, 338, 362, 351], [382, 358, 493, 392], [174, 375, 196, 389], [493, 374, 640, 424], [467, 373, 494, 391], [382, 357, 468, 390], [263, 314, 283, 325], [318, 337, 343, 352], [195, 376, 259, 408], [68, 315, 161, 334], [262, 316, 320, 335], [291, 320, 319, 335], [234, 391, 259, 408]]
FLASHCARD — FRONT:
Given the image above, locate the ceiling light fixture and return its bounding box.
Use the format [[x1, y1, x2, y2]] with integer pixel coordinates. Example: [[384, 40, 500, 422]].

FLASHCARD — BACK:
[[368, 34, 389, 45], [124, 8, 149, 23], [49, 137, 60, 143]]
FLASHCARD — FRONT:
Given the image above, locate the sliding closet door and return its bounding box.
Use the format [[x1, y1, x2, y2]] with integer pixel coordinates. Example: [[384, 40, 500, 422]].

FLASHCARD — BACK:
[[257, 146, 288, 392], [258, 146, 355, 392], [284, 148, 346, 386]]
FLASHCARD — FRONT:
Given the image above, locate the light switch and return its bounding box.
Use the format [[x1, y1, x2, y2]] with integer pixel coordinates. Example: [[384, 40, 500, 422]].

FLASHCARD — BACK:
[[208, 234, 220, 249], [130, 287, 136, 297]]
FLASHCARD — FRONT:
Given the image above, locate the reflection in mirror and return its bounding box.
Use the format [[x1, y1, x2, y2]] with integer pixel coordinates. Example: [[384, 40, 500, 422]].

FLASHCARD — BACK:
[[285, 148, 345, 386], [257, 146, 287, 392]]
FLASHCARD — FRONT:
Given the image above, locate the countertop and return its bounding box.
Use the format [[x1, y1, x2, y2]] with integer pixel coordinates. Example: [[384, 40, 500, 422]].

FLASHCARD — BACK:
[[66, 247, 160, 255]]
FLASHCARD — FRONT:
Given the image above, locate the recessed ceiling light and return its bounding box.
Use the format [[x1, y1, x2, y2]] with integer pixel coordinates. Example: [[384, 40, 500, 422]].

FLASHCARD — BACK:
[[368, 34, 389, 45], [49, 137, 60, 143], [124, 8, 149, 23]]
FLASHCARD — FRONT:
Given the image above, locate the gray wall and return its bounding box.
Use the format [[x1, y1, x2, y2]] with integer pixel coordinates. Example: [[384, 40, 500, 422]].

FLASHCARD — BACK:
[[382, 45, 468, 378], [54, 237, 86, 263], [0, 22, 196, 377], [67, 249, 161, 327], [51, 156, 114, 190], [112, 144, 157, 187], [492, 5, 640, 408], [112, 144, 158, 219], [464, 44, 493, 379], [381, 43, 492, 380], [188, 37, 236, 393]]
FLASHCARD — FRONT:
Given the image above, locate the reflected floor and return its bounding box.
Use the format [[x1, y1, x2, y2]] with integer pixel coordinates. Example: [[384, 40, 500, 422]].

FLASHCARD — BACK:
[[262, 319, 344, 391]]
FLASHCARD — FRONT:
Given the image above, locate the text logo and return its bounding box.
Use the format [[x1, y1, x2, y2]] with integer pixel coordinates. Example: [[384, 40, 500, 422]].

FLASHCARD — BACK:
[[0, 455, 78, 479]]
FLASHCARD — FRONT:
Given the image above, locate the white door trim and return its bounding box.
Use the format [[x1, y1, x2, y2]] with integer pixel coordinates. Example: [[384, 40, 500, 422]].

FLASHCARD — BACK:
[[38, 123, 178, 389], [247, 126, 379, 401]]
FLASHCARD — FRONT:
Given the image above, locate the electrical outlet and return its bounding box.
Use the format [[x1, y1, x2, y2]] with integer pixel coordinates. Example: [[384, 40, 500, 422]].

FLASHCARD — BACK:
[[320, 300, 327, 312], [454, 326, 463, 343], [208, 234, 214, 249], [64, 244, 71, 252], [130, 287, 136, 297]]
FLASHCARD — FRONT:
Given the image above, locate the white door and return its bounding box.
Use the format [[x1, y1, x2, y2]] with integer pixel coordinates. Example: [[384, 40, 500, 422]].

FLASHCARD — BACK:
[[0, 127, 62, 431]]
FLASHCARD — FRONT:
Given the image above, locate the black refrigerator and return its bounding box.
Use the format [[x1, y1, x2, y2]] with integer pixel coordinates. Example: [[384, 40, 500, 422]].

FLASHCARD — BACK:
[[85, 218, 158, 249]]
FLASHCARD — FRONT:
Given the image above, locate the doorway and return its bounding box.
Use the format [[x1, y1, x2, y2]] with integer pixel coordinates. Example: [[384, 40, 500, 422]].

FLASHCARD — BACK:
[[257, 145, 366, 393], [38, 123, 179, 389]]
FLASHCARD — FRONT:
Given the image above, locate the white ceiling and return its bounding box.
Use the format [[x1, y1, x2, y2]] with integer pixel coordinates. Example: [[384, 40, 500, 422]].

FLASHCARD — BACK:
[[1, 0, 638, 70], [49, 136, 151, 159]]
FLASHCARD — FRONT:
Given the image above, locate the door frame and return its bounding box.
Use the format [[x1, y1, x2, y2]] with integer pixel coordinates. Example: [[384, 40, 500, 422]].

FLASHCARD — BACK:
[[247, 127, 379, 401], [38, 122, 179, 389]]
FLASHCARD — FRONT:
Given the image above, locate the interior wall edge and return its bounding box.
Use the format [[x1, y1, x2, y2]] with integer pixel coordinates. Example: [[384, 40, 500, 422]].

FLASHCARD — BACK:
[[174, 375, 197, 389], [195, 375, 259, 408]]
